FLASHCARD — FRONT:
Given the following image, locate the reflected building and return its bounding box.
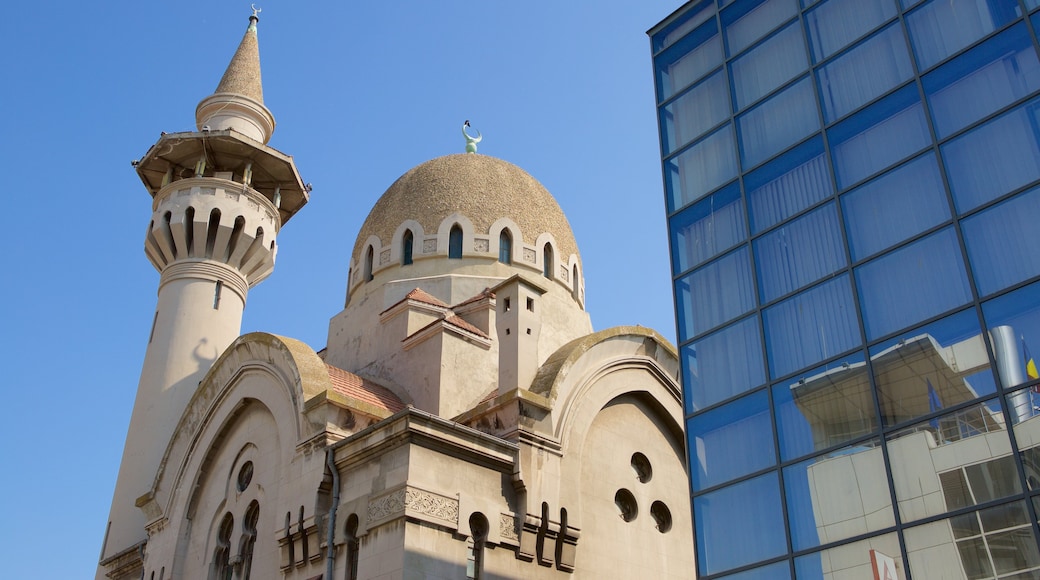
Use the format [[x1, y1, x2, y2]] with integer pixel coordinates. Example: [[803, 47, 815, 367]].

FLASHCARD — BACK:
[[649, 0, 1040, 578]]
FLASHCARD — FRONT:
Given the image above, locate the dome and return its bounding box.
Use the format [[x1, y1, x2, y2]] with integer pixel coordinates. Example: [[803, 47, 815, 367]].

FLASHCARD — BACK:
[[351, 154, 580, 265]]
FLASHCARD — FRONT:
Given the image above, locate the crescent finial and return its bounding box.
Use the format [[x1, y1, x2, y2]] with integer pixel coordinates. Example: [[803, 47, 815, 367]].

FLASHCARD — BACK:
[[251, 4, 262, 18], [462, 121, 482, 154]]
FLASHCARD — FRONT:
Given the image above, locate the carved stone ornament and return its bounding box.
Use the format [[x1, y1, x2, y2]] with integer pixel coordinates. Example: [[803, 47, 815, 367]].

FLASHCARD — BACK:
[[379, 248, 391, 265], [500, 513, 520, 542], [423, 239, 437, 254], [367, 486, 460, 526], [523, 248, 537, 263], [474, 238, 489, 252]]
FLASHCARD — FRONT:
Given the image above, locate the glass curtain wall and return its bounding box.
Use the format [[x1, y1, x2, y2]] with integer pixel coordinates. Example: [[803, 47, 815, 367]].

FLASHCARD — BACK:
[[652, 0, 1040, 578]]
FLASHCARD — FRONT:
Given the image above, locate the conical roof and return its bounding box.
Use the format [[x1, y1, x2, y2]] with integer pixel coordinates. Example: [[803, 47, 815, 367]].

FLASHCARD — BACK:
[[214, 14, 263, 103]]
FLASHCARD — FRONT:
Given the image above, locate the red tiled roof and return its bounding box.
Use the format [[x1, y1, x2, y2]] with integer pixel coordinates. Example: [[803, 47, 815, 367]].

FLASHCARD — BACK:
[[477, 387, 498, 405], [380, 287, 450, 316], [325, 364, 405, 413], [443, 315, 490, 339], [452, 287, 495, 309]]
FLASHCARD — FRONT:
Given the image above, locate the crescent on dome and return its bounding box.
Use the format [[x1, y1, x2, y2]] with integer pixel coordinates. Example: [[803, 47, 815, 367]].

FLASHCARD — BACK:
[[462, 120, 482, 153]]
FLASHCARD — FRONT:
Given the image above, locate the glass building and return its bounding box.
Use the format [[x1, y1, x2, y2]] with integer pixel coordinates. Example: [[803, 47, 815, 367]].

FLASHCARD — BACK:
[[649, 0, 1040, 578]]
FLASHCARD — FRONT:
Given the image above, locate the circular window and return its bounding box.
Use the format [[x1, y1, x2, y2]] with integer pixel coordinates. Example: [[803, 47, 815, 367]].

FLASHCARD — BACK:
[[237, 461, 254, 492], [631, 452, 652, 483], [651, 501, 672, 533], [614, 489, 638, 522]]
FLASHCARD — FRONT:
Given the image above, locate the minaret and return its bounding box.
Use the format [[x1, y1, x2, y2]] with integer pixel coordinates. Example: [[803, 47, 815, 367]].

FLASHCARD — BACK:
[[98, 11, 308, 577]]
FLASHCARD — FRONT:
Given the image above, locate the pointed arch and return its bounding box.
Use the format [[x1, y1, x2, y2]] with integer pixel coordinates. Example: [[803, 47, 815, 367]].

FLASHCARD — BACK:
[[402, 230, 414, 265], [449, 225, 464, 259], [543, 244, 554, 279], [364, 246, 374, 281], [499, 230, 513, 264]]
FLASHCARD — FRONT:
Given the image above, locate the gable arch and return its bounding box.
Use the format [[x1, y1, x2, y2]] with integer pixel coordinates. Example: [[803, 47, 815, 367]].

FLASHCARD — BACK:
[[392, 219, 425, 264]]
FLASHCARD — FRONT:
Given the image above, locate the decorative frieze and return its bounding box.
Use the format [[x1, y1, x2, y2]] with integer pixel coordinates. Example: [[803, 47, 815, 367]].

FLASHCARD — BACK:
[[367, 486, 460, 527], [523, 248, 536, 263], [380, 248, 391, 265], [474, 238, 489, 252], [423, 239, 437, 254], [499, 513, 520, 542]]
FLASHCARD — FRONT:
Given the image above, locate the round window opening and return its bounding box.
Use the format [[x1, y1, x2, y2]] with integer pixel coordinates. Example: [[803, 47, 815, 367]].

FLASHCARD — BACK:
[[237, 461, 254, 492], [651, 501, 672, 533], [614, 489, 638, 522], [631, 452, 652, 483]]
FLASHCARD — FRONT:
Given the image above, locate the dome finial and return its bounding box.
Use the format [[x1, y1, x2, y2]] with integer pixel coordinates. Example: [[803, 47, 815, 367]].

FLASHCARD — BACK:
[[463, 120, 482, 154]]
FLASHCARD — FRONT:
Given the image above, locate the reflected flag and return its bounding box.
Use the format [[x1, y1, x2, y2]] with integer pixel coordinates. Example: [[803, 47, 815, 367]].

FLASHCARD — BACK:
[[1025, 336, 1039, 393], [928, 378, 942, 430]]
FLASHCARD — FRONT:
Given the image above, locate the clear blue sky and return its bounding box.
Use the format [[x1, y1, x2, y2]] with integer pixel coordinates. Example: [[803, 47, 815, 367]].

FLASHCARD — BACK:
[[0, 1, 680, 576]]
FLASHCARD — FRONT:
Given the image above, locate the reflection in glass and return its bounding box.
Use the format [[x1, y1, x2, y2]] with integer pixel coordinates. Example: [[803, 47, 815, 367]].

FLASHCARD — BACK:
[[963, 187, 1040, 297], [652, 0, 716, 53], [888, 399, 1014, 523], [817, 23, 913, 122], [745, 135, 832, 235], [688, 390, 774, 490], [794, 533, 902, 579], [905, 0, 1021, 71], [754, 203, 845, 303], [905, 502, 1040, 579], [829, 84, 930, 189], [661, 70, 730, 155], [730, 22, 807, 110], [805, 0, 897, 62], [855, 228, 971, 341], [655, 20, 723, 103], [942, 98, 1040, 214], [669, 182, 745, 274], [676, 246, 755, 341], [694, 473, 786, 576], [773, 354, 876, 460], [738, 77, 820, 169], [982, 280, 1040, 392], [683, 316, 766, 412], [784, 440, 893, 551], [923, 22, 1040, 139], [764, 275, 860, 379], [723, 0, 799, 57], [665, 125, 738, 212], [841, 153, 949, 261], [871, 309, 997, 427]]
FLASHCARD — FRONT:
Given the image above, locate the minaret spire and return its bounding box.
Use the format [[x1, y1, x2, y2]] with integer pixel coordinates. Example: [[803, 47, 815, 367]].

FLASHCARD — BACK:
[[99, 10, 308, 578], [196, 8, 275, 143]]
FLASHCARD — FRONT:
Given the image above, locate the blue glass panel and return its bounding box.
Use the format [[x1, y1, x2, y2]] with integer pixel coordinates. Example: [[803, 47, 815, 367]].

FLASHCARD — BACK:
[[722, 0, 799, 56], [943, 98, 1040, 213], [653, 0, 717, 52], [730, 22, 808, 110], [695, 473, 786, 575], [676, 247, 755, 341], [924, 23, 1040, 139], [684, 316, 767, 411], [665, 124, 738, 212], [963, 187, 1040, 297], [856, 228, 972, 340], [754, 203, 845, 303], [805, 0, 898, 63], [746, 135, 833, 234], [670, 182, 745, 273], [871, 309, 996, 426], [764, 275, 861, 379], [1029, 0, 1040, 10], [784, 440, 892, 550], [661, 70, 730, 155], [906, 0, 1022, 71], [717, 561, 791, 580], [829, 84, 930, 189], [982, 280, 1040, 390], [841, 153, 950, 261], [739, 77, 820, 169], [773, 353, 875, 461], [688, 390, 774, 490], [816, 23, 913, 123], [655, 20, 723, 103]]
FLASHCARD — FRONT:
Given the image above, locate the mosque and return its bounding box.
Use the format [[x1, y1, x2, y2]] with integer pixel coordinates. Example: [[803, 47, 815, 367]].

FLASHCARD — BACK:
[[98, 12, 693, 579]]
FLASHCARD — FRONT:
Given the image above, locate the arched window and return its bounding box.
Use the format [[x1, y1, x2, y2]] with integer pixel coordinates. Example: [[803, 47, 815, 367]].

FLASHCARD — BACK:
[[466, 513, 489, 580], [345, 514, 360, 580], [449, 225, 463, 259], [402, 230, 414, 265], [238, 501, 260, 580], [572, 265, 580, 300], [213, 513, 234, 580], [364, 246, 374, 282], [542, 244, 554, 279], [499, 230, 512, 264]]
